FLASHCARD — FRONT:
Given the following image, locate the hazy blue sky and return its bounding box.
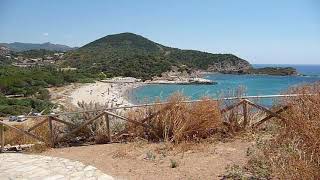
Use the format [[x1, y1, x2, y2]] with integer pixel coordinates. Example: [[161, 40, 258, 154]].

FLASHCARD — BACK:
[[0, 0, 319, 64]]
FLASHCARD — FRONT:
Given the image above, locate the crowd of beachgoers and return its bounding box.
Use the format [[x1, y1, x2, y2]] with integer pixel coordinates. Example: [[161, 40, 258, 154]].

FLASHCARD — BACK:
[[70, 81, 141, 107]]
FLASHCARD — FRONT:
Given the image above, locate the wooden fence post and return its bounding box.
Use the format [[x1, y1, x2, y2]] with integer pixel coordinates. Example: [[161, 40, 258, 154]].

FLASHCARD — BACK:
[[48, 116, 55, 147], [0, 122, 4, 153], [104, 112, 112, 142], [243, 100, 248, 128], [252, 106, 289, 128]]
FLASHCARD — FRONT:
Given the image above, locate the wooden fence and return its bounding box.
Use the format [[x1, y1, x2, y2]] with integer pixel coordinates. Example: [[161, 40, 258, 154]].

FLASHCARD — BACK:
[[0, 94, 305, 152]]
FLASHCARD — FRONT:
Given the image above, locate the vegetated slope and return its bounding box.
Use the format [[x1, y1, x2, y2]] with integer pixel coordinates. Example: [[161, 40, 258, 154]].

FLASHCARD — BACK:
[[0, 65, 100, 116], [247, 67, 298, 76], [0, 42, 75, 52], [65, 32, 251, 79]]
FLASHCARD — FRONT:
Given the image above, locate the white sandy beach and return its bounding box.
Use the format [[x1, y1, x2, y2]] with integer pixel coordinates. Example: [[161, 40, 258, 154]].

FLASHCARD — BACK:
[[50, 76, 213, 110], [70, 81, 141, 107]]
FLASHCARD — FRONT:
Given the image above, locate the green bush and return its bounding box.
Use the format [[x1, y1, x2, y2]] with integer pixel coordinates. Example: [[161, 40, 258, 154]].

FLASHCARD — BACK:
[[36, 89, 50, 100], [0, 94, 54, 116]]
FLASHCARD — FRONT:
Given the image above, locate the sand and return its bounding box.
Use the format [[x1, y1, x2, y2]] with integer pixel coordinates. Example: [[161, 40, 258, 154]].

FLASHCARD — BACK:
[[43, 139, 253, 179], [69, 81, 141, 107]]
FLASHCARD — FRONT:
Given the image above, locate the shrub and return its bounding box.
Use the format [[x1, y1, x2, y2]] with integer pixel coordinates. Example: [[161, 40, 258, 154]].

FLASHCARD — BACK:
[[126, 93, 222, 143], [0, 94, 54, 116], [61, 102, 117, 144], [259, 83, 320, 179], [36, 89, 51, 100]]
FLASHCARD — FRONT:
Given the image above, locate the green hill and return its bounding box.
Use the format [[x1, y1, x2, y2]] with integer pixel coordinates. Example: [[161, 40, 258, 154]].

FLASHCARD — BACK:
[[65, 32, 251, 79]]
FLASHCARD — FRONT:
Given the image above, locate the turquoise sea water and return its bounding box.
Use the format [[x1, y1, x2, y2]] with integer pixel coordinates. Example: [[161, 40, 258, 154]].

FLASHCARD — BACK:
[[130, 64, 320, 104]]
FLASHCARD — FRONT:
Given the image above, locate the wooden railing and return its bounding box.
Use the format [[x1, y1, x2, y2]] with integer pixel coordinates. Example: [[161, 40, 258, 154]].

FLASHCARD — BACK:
[[0, 94, 307, 152]]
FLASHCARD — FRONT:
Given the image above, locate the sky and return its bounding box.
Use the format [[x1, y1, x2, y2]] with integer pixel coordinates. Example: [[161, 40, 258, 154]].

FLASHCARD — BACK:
[[0, 0, 319, 64]]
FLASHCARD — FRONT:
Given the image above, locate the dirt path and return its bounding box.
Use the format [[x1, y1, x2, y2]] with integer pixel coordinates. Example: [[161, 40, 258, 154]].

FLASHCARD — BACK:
[[43, 139, 253, 180]]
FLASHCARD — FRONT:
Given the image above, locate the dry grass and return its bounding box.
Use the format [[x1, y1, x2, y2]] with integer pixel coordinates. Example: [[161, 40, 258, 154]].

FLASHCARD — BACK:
[[125, 93, 223, 143], [61, 92, 252, 145], [219, 86, 258, 133], [3, 119, 50, 145], [2, 119, 51, 152], [59, 101, 126, 144], [59, 102, 112, 144], [265, 83, 320, 179], [243, 82, 320, 179]]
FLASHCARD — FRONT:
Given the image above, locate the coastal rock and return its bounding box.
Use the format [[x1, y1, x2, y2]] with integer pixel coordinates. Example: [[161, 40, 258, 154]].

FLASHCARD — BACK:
[[246, 67, 298, 76]]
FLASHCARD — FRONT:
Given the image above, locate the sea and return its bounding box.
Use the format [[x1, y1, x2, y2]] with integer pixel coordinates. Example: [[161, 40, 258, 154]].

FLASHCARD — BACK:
[[129, 64, 320, 105]]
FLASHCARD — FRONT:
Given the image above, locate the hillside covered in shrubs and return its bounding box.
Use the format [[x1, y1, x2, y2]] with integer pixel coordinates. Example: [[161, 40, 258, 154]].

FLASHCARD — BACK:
[[65, 33, 251, 79]]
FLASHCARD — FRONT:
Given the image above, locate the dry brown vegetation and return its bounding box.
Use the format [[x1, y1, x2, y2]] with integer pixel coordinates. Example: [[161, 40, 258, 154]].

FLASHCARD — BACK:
[[219, 86, 259, 134], [243, 83, 320, 179], [266, 83, 320, 179], [76, 102, 110, 143], [2, 119, 50, 152], [126, 93, 223, 143], [4, 120, 49, 145]]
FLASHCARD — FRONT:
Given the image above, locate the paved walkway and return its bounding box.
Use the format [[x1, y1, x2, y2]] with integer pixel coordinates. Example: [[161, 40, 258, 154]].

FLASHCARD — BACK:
[[0, 153, 114, 180]]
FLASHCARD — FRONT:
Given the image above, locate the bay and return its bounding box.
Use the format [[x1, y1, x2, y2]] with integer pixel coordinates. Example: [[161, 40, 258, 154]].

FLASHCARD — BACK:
[[130, 64, 320, 105]]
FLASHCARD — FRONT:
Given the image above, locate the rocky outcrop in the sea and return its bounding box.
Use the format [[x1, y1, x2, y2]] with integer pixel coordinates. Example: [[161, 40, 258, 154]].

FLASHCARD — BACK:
[[247, 67, 298, 76], [207, 60, 252, 72], [222, 67, 298, 76]]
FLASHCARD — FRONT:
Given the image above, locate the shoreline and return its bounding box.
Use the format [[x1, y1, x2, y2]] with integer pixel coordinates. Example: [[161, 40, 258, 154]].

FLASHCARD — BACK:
[[57, 77, 215, 109], [54, 71, 312, 109], [66, 76, 215, 108]]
